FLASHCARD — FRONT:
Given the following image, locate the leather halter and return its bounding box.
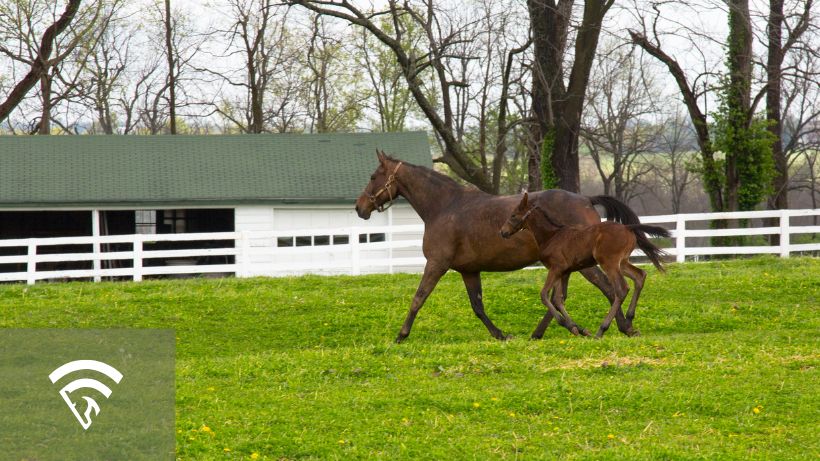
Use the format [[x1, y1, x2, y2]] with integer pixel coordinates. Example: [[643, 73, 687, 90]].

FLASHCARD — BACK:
[[367, 162, 403, 212]]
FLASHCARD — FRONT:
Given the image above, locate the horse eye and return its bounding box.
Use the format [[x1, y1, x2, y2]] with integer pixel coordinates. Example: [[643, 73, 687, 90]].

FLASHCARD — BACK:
[[370, 175, 376, 180]]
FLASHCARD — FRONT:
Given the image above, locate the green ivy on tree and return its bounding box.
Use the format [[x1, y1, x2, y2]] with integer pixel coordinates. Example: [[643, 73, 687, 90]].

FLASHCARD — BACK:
[[711, 77, 776, 212], [540, 128, 559, 190]]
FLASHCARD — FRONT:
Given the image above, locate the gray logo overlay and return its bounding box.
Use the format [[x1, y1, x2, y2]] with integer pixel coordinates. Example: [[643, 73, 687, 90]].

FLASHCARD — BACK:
[[0, 329, 175, 460]]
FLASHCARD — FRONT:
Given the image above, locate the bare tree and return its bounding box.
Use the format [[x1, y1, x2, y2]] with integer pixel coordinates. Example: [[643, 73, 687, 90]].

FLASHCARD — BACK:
[[355, 18, 417, 132], [288, 0, 530, 193], [0, 0, 102, 132], [651, 110, 700, 214], [201, 0, 301, 133], [581, 43, 661, 203], [763, 0, 814, 211], [163, 0, 176, 134], [303, 13, 364, 133]]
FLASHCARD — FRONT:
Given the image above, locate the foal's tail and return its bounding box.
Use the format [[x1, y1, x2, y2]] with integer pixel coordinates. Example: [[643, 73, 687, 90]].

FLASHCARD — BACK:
[[589, 195, 641, 225], [627, 224, 671, 273]]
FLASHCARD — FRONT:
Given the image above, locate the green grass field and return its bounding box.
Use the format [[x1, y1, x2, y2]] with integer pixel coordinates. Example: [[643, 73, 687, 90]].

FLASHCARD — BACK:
[[1, 256, 818, 460]]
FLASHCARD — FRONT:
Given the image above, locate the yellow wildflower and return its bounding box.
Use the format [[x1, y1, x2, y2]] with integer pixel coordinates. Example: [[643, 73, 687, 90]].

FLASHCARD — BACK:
[[250, 453, 260, 460], [607, 434, 615, 440], [472, 402, 481, 408]]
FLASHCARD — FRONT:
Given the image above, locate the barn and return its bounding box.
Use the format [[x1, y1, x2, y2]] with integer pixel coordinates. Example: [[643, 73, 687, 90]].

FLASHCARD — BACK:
[[0, 132, 430, 281]]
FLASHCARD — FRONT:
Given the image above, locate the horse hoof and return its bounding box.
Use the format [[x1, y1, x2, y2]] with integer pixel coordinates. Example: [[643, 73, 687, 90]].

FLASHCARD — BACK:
[[627, 328, 641, 337], [580, 329, 592, 337], [497, 333, 513, 341], [570, 326, 580, 336], [530, 334, 543, 341], [395, 334, 408, 344]]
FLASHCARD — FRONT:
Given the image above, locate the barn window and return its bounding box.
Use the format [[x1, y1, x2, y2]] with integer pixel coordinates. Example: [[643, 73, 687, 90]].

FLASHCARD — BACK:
[[276, 234, 354, 246], [358, 233, 386, 243], [135, 210, 156, 234], [161, 209, 188, 233]]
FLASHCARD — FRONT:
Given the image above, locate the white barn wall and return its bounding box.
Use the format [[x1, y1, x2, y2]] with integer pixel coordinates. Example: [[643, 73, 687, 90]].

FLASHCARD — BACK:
[[389, 204, 426, 273], [235, 203, 423, 276]]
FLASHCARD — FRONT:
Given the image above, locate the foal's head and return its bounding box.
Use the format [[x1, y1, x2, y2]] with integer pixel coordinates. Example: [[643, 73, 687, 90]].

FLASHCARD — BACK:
[[500, 193, 536, 239], [355, 150, 403, 220]]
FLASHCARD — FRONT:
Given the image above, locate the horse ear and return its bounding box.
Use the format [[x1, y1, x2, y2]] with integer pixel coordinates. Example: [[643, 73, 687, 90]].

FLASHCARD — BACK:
[[376, 150, 386, 163], [522, 192, 528, 208]]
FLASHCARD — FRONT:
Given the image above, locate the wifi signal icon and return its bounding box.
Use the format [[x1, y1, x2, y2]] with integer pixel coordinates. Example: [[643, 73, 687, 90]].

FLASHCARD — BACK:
[[48, 360, 124, 430]]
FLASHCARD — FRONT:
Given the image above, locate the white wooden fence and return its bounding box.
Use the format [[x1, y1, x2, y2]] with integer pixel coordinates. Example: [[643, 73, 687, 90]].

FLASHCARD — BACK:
[[0, 209, 817, 284]]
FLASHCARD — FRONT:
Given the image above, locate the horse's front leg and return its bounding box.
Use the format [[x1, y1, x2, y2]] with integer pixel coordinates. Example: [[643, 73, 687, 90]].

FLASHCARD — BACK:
[[552, 273, 591, 336], [533, 270, 577, 338], [396, 261, 448, 343], [461, 272, 509, 340], [579, 266, 634, 336]]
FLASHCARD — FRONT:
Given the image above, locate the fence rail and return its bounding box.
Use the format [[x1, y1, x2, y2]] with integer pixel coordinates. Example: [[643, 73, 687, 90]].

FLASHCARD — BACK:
[[0, 208, 817, 284]]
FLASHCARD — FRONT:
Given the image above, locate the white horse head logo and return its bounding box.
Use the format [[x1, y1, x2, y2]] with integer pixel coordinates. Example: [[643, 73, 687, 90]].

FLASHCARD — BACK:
[[48, 360, 123, 430]]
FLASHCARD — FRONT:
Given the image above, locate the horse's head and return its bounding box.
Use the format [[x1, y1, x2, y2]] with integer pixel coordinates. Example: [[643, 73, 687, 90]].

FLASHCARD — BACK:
[[355, 150, 403, 220], [500, 192, 534, 239]]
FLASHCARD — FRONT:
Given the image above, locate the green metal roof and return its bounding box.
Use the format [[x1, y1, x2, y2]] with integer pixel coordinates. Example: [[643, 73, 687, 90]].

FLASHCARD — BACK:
[[0, 132, 431, 207]]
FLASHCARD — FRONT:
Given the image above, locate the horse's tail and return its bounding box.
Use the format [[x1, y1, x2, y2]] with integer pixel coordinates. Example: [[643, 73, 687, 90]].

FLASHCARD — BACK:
[[589, 195, 641, 225], [627, 224, 671, 273]]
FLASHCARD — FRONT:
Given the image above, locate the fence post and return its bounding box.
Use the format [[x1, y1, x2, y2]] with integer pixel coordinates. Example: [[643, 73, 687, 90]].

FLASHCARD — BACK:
[[133, 236, 143, 282], [676, 216, 686, 263], [239, 231, 251, 278], [351, 227, 361, 276], [92, 209, 101, 282], [779, 209, 790, 258], [26, 240, 36, 285]]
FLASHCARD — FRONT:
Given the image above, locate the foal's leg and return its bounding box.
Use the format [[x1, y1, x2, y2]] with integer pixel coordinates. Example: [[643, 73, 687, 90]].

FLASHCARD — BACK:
[[621, 262, 646, 332], [580, 266, 633, 335], [550, 273, 590, 335], [461, 272, 509, 340], [396, 262, 448, 343], [533, 270, 579, 338], [551, 276, 591, 337], [595, 267, 629, 339]]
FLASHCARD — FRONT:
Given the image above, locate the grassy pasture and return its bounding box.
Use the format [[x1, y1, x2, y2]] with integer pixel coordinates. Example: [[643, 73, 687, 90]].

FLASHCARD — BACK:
[[1, 256, 818, 460]]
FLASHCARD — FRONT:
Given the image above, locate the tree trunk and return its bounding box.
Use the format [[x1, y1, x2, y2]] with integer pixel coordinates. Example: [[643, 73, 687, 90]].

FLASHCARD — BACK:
[[528, 0, 609, 193], [765, 0, 786, 244], [164, 0, 177, 134], [38, 73, 52, 134], [527, 0, 571, 191], [0, 0, 82, 125]]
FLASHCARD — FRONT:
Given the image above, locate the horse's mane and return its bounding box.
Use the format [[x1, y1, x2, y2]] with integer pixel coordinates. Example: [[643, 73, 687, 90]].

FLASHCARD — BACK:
[[386, 154, 467, 191]]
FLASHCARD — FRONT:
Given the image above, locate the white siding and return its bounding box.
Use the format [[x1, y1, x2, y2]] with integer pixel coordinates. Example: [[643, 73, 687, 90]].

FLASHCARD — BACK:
[[388, 205, 425, 273], [235, 203, 423, 276]]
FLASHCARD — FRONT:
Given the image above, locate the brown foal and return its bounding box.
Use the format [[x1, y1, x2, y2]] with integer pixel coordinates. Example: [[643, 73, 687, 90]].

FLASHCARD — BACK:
[[500, 193, 670, 338]]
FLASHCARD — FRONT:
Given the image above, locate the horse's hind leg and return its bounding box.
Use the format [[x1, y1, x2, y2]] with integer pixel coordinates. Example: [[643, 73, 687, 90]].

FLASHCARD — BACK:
[[580, 266, 632, 335], [621, 262, 646, 336], [396, 262, 448, 343], [596, 266, 629, 339], [461, 272, 508, 340]]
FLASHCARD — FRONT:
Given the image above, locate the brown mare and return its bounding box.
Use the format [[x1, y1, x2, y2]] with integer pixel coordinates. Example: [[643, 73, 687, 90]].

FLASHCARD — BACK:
[[354, 151, 643, 343], [500, 193, 670, 338]]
